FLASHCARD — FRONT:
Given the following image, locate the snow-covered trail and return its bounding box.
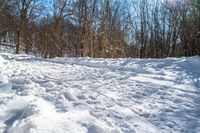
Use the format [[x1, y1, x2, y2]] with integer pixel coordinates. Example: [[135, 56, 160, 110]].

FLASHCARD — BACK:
[[0, 53, 200, 133]]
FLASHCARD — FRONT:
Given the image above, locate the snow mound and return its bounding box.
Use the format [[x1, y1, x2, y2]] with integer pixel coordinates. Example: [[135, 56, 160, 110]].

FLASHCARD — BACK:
[[177, 56, 200, 76], [6, 98, 84, 133]]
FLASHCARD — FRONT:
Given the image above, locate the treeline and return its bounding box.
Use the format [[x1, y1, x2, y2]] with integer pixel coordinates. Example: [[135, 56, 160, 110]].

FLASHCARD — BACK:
[[0, 0, 199, 58]]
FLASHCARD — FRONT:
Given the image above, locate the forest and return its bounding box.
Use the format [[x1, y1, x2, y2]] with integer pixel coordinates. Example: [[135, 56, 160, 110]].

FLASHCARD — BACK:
[[0, 0, 199, 58]]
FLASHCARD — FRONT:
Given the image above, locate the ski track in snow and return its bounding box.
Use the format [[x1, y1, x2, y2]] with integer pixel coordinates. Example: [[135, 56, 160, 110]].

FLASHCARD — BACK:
[[0, 53, 200, 133]]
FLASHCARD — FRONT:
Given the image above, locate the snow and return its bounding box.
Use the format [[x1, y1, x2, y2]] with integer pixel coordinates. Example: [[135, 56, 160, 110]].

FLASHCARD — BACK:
[[0, 52, 200, 133]]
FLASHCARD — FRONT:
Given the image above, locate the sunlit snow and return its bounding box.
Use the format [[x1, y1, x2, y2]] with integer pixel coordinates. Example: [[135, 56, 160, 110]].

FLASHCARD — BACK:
[[0, 52, 200, 133]]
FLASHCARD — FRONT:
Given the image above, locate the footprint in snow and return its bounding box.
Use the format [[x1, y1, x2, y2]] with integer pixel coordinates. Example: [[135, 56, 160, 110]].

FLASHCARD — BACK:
[[59, 91, 75, 101], [0, 83, 12, 93]]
